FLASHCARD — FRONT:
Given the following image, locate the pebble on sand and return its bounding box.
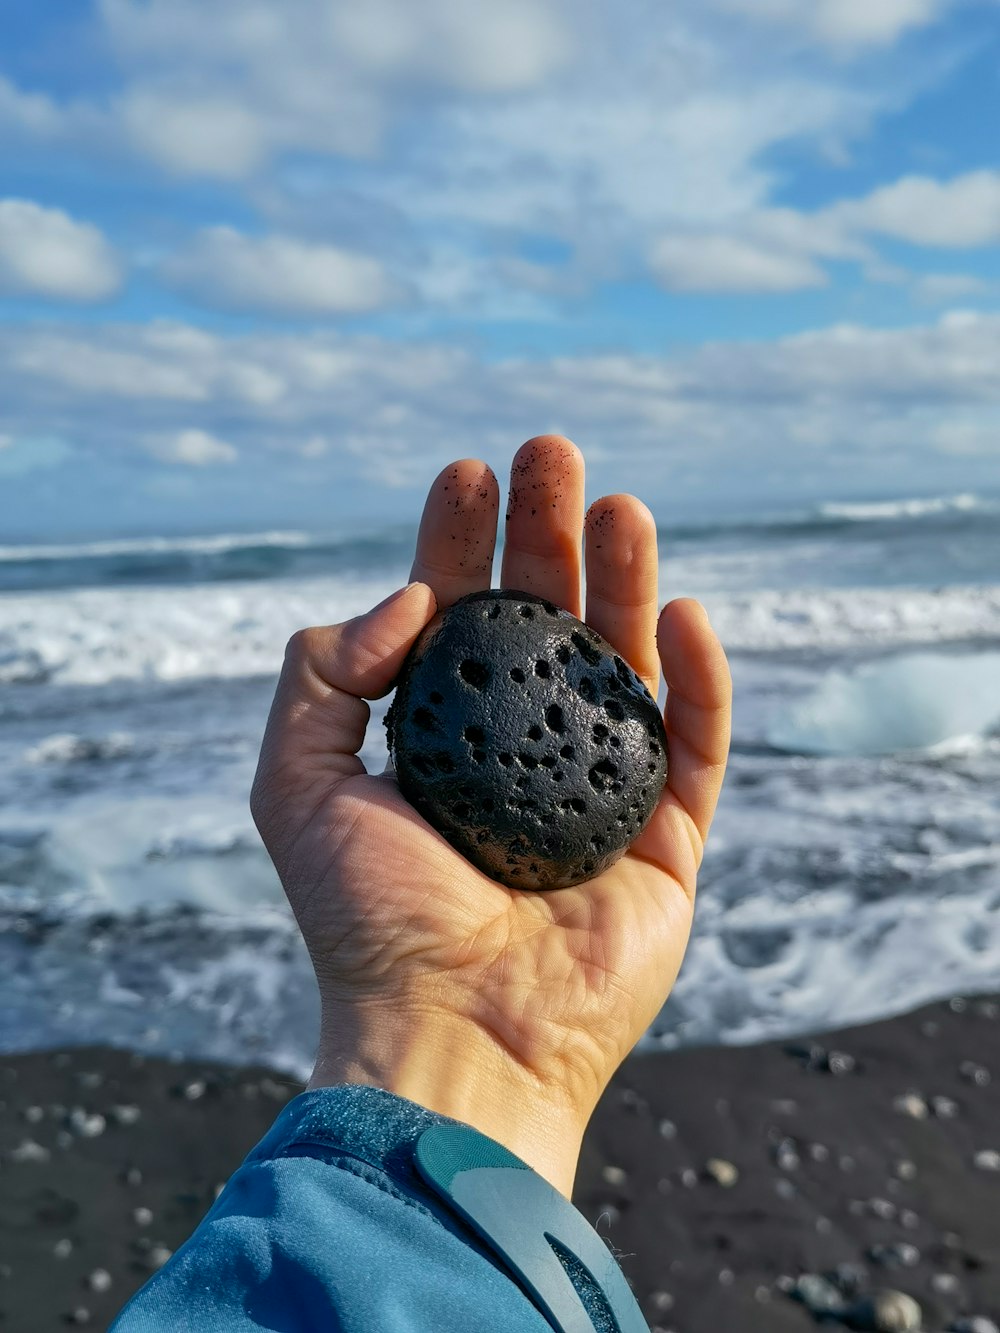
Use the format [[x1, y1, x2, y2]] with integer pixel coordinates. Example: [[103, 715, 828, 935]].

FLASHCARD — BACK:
[[68, 1108, 106, 1138], [8, 1138, 51, 1164], [87, 1269, 112, 1293], [146, 1244, 173, 1270], [852, 1289, 922, 1332], [959, 1061, 991, 1087], [972, 1148, 1000, 1172], [704, 1158, 740, 1187], [111, 1103, 142, 1126], [892, 1093, 929, 1120]]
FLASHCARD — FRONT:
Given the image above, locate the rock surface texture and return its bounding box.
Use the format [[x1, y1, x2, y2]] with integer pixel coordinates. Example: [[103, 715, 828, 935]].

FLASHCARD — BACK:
[[386, 589, 668, 890]]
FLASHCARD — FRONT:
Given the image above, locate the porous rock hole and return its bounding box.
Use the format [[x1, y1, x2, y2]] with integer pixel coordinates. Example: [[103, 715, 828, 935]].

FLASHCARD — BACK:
[[588, 758, 618, 792], [571, 632, 601, 666], [460, 660, 489, 689]]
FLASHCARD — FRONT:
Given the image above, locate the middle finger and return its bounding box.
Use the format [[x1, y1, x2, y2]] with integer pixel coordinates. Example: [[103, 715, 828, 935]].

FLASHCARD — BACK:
[[501, 434, 585, 616]]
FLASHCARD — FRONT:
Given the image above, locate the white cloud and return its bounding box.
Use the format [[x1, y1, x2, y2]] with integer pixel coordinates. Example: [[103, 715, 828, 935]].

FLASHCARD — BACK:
[[121, 93, 267, 180], [1, 312, 997, 507], [836, 170, 1000, 247], [95, 0, 572, 177], [328, 0, 571, 93], [150, 429, 239, 466], [165, 227, 404, 315], [0, 200, 122, 302], [0, 0, 881, 273], [649, 233, 828, 292], [644, 169, 1000, 296], [930, 417, 999, 455], [713, 0, 951, 48], [0, 76, 64, 136], [813, 0, 948, 47], [916, 272, 992, 302]]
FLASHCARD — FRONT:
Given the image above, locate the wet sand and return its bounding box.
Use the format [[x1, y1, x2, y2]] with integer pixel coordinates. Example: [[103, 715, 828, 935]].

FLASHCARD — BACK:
[[2, 994, 999, 1331]]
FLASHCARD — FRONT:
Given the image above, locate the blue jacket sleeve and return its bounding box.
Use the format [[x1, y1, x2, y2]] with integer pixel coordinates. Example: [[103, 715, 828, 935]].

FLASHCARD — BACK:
[[108, 1085, 623, 1333]]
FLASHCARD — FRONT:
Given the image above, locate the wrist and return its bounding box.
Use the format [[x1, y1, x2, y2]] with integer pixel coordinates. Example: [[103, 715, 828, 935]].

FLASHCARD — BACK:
[[307, 1002, 588, 1197]]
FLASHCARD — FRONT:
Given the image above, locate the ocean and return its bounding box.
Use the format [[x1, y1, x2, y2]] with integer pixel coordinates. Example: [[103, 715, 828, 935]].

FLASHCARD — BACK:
[[2, 493, 999, 1079]]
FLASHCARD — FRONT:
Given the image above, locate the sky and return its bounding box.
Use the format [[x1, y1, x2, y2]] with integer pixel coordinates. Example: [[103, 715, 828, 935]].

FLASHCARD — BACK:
[[0, 0, 998, 539]]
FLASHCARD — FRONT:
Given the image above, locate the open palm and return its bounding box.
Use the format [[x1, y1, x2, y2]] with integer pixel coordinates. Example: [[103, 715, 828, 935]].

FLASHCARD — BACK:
[[251, 437, 731, 1184]]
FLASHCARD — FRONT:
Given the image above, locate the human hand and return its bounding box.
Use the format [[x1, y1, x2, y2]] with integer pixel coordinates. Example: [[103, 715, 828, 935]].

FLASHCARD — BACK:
[[250, 436, 731, 1195]]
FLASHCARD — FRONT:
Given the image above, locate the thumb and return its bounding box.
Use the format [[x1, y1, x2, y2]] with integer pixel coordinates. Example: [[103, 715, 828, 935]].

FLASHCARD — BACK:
[[253, 582, 438, 798]]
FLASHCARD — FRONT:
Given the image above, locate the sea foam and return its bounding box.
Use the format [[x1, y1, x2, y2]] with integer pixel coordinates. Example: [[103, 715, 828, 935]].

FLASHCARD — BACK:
[[767, 651, 1000, 756], [2, 576, 999, 688]]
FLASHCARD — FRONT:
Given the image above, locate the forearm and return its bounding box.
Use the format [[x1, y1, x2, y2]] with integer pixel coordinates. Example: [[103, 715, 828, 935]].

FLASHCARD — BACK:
[[307, 1003, 590, 1197]]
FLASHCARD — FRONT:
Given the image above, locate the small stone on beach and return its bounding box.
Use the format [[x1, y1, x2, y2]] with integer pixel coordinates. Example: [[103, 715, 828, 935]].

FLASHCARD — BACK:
[[771, 1098, 798, 1114], [704, 1158, 739, 1187], [9, 1138, 51, 1164], [851, 1289, 922, 1332], [793, 1273, 845, 1316], [110, 1104, 141, 1126], [828, 1050, 856, 1076], [973, 1148, 1000, 1172], [868, 1241, 919, 1268], [959, 1061, 991, 1087], [892, 1093, 929, 1119], [931, 1272, 960, 1295], [933, 1095, 960, 1118], [87, 1269, 112, 1292], [146, 1244, 173, 1270], [68, 1108, 106, 1138]]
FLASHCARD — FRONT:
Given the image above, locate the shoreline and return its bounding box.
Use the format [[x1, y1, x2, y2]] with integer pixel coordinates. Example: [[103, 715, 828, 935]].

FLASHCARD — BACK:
[[2, 994, 999, 1331]]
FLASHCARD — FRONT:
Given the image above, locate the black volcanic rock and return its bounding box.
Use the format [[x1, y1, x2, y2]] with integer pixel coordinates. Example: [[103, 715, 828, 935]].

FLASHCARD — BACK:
[[386, 589, 668, 890]]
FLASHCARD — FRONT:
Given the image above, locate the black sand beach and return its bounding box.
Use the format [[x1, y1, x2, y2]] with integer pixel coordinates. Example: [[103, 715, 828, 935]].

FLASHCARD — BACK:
[[2, 995, 999, 1332]]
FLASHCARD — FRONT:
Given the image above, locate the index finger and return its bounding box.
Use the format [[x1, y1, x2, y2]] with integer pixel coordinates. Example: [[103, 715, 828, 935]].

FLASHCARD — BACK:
[[410, 459, 500, 609]]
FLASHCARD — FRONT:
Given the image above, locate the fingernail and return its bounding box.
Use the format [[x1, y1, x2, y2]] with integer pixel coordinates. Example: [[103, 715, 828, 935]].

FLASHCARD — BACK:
[[371, 582, 421, 613]]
